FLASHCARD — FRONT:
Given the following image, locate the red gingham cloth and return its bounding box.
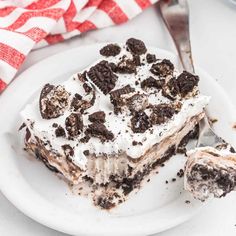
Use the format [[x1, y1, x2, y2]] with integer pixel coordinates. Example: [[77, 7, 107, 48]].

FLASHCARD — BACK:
[[0, 0, 158, 93]]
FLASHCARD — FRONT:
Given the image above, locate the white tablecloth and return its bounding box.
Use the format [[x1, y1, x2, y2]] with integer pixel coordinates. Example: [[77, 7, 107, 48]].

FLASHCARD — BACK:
[[1, 0, 236, 235]]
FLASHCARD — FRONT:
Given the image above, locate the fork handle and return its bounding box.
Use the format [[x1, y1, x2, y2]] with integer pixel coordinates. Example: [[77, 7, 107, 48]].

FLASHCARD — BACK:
[[160, 0, 195, 74]]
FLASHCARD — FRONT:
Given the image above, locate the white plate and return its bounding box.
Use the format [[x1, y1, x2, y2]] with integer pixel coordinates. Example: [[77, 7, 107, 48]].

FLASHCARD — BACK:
[[0, 44, 236, 236]]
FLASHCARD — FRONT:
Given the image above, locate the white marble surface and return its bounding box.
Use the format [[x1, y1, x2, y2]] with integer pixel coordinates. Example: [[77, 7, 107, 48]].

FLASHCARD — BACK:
[[1, 0, 236, 235]]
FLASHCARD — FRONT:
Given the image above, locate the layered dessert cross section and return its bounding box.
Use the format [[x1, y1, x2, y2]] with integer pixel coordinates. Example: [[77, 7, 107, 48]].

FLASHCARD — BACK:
[[20, 38, 209, 208]]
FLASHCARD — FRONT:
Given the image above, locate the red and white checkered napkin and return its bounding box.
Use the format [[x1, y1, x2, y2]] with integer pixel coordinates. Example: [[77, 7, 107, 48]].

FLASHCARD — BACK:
[[0, 0, 158, 93]]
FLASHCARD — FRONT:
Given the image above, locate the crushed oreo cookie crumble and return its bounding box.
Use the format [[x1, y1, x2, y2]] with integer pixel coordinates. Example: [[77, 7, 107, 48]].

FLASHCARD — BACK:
[[39, 84, 69, 119], [176, 71, 199, 97], [141, 76, 165, 90], [89, 111, 106, 123], [65, 113, 83, 138], [150, 59, 174, 77], [85, 122, 114, 142], [131, 111, 151, 133], [150, 104, 176, 125], [110, 85, 135, 114], [127, 93, 148, 113], [116, 57, 137, 74], [71, 92, 95, 113], [126, 38, 147, 55], [100, 44, 121, 57], [162, 77, 180, 100], [55, 126, 66, 137]]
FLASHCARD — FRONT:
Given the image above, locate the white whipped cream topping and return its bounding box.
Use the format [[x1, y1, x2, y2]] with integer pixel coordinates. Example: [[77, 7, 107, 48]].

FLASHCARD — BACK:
[[21, 45, 210, 170]]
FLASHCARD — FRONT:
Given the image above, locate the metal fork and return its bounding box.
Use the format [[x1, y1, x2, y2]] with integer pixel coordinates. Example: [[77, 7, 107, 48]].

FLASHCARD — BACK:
[[159, 0, 223, 147]]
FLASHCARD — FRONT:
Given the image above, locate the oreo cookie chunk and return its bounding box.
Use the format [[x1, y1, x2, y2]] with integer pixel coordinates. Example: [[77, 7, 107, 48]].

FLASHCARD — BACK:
[[39, 84, 70, 119], [162, 77, 180, 100], [162, 71, 199, 99], [110, 85, 135, 114], [88, 111, 106, 123], [141, 76, 165, 91], [83, 82, 93, 93], [150, 59, 174, 77], [126, 38, 147, 55], [150, 104, 176, 125], [176, 71, 199, 97], [100, 44, 121, 57], [65, 113, 83, 138], [85, 122, 114, 142], [131, 112, 151, 133], [116, 58, 137, 74], [71, 91, 95, 113], [127, 94, 149, 113], [77, 71, 88, 82], [87, 60, 118, 95]]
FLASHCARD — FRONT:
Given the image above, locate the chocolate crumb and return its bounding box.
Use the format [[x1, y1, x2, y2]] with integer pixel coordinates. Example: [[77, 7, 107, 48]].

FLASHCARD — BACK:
[[77, 71, 87, 82], [89, 111, 106, 123], [210, 118, 218, 124], [165, 180, 168, 184], [177, 169, 184, 178], [83, 82, 92, 93], [230, 146, 236, 153], [25, 128, 31, 142], [126, 38, 147, 55], [61, 144, 74, 160], [97, 196, 115, 209], [132, 141, 142, 146], [172, 178, 176, 182], [19, 123, 26, 131], [146, 53, 157, 63], [55, 126, 66, 137], [100, 44, 121, 57], [83, 150, 90, 156], [52, 123, 58, 128], [80, 135, 90, 143], [185, 200, 190, 204], [132, 54, 141, 66]]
